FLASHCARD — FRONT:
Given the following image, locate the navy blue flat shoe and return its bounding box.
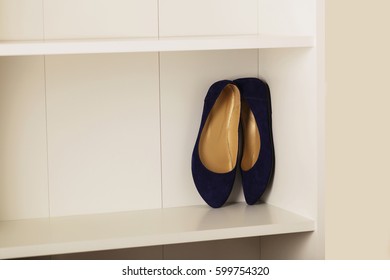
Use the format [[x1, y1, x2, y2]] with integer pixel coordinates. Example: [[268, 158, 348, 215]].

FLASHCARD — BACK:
[[233, 78, 275, 205], [191, 80, 241, 208]]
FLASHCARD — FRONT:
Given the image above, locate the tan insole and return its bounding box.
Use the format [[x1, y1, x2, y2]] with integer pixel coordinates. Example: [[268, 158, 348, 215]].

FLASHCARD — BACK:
[[199, 84, 240, 173], [241, 100, 261, 171]]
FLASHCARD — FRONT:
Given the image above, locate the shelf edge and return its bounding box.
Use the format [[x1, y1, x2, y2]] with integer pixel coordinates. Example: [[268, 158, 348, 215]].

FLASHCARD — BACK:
[[0, 35, 315, 56], [0, 220, 314, 259]]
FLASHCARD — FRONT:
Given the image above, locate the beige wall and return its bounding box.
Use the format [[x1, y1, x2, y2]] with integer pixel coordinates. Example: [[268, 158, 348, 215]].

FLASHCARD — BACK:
[[326, 0, 390, 259]]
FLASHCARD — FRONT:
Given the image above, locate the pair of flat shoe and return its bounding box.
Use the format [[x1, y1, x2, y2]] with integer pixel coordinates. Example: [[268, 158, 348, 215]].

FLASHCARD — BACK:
[[191, 78, 275, 208]]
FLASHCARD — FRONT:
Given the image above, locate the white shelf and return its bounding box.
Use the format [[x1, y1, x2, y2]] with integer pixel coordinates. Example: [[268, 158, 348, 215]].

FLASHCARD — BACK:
[[0, 202, 314, 259], [0, 35, 314, 56]]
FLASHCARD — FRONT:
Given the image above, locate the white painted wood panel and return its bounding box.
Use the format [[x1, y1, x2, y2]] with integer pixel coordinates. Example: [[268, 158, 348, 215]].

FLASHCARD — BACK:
[[164, 237, 260, 260], [261, 232, 317, 259], [160, 50, 258, 208], [52, 246, 163, 260], [259, 48, 317, 219], [259, 2, 324, 259], [159, 0, 258, 37], [0, 0, 43, 40], [0, 35, 315, 57], [0, 203, 314, 259], [52, 238, 260, 260], [45, 53, 161, 216], [0, 0, 324, 260], [259, 0, 316, 35], [0, 57, 48, 220], [44, 0, 158, 39]]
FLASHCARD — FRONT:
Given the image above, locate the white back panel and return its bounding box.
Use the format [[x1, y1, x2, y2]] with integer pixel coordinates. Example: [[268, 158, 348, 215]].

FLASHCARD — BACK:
[[44, 0, 158, 39], [159, 0, 258, 37], [0, 0, 43, 40], [45, 53, 161, 216], [52, 246, 163, 260], [259, 0, 316, 35], [164, 237, 260, 260]]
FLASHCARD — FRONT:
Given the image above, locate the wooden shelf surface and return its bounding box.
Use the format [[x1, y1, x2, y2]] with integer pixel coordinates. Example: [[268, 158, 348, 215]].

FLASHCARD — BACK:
[[0, 202, 314, 259], [0, 35, 314, 56]]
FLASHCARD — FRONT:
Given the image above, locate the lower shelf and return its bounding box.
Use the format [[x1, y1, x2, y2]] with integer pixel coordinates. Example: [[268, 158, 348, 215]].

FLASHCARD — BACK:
[[0, 202, 314, 259]]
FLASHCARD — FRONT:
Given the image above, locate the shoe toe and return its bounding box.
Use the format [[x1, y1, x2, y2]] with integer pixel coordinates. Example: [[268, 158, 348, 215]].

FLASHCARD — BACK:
[[191, 150, 235, 208]]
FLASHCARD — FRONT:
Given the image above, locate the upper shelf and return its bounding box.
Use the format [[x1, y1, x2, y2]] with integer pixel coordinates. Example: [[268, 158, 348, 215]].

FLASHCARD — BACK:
[[0, 34, 315, 56], [0, 202, 314, 259]]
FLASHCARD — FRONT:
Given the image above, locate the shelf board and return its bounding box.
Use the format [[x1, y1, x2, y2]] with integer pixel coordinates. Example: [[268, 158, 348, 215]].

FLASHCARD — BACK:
[[0, 35, 314, 56], [0, 203, 314, 259]]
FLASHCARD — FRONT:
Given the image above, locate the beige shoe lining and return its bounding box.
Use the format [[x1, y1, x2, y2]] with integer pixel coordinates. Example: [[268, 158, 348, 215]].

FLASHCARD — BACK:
[[241, 99, 261, 171], [199, 84, 240, 173]]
